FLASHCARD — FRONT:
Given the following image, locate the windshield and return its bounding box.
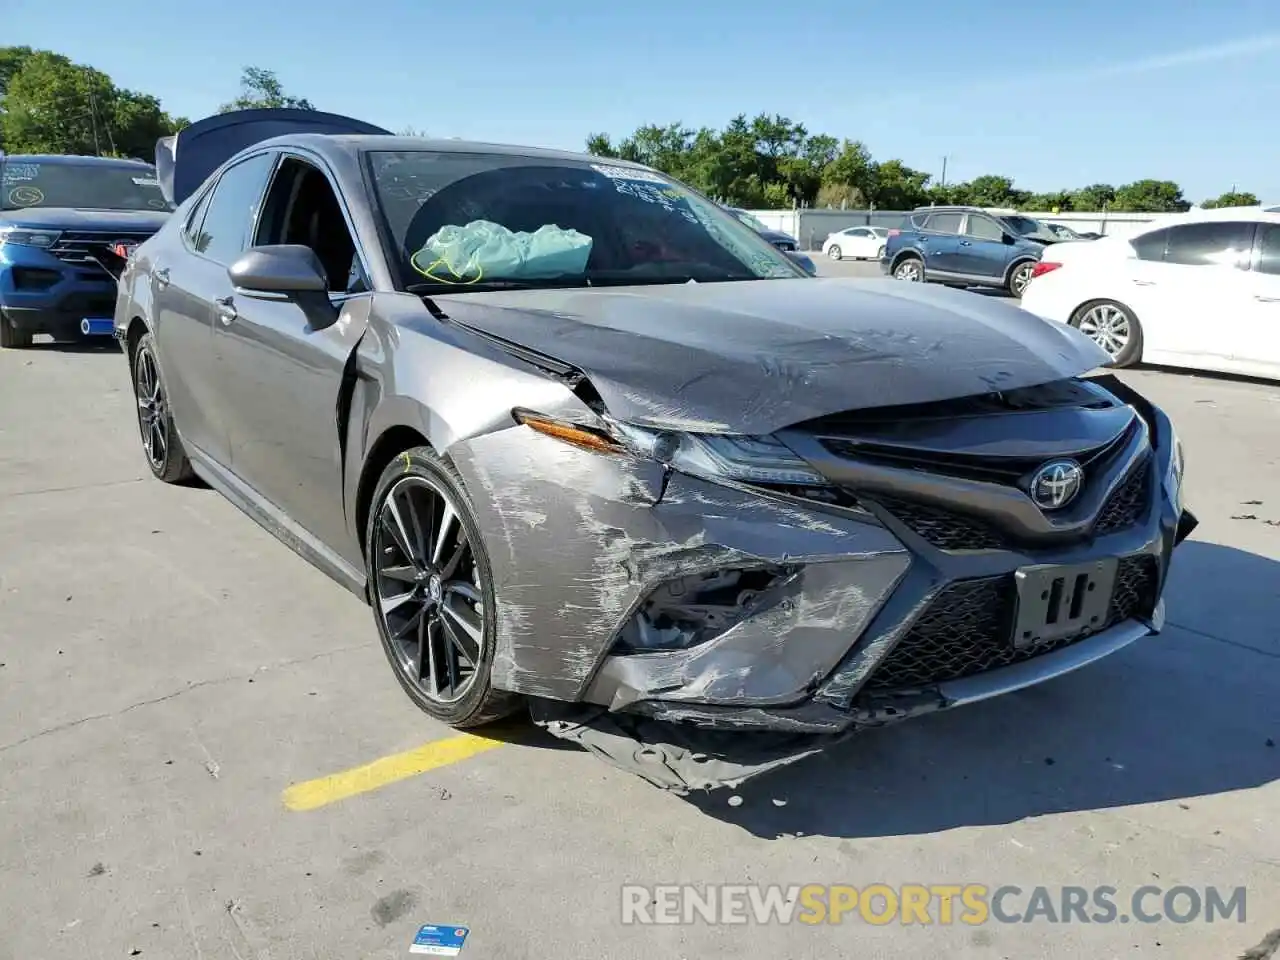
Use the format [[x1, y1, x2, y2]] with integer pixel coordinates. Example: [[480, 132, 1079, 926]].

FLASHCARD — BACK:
[[0, 159, 173, 212], [732, 209, 770, 232], [366, 151, 805, 290], [999, 214, 1057, 241]]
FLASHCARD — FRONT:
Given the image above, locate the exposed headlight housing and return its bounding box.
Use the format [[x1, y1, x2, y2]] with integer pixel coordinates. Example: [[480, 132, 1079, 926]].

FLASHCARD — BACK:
[[609, 421, 829, 486], [1164, 426, 1185, 510], [0, 227, 61, 250], [512, 410, 829, 487]]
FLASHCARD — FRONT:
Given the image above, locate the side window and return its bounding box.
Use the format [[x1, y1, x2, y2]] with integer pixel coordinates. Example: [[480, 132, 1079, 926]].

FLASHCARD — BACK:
[[964, 215, 1005, 241], [1256, 224, 1280, 276], [924, 213, 962, 234], [182, 189, 214, 250], [197, 152, 276, 265], [254, 155, 363, 294], [909, 213, 929, 230], [1131, 228, 1169, 261], [849, 228, 869, 238], [1163, 221, 1254, 268]]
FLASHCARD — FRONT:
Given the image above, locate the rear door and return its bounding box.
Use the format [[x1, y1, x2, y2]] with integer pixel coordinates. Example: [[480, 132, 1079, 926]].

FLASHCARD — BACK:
[[917, 212, 963, 272], [956, 212, 1012, 279]]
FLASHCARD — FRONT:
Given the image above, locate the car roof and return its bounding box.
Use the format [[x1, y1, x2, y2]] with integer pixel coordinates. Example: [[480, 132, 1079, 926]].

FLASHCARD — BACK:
[[278, 133, 657, 170], [0, 153, 154, 168], [1138, 206, 1280, 229]]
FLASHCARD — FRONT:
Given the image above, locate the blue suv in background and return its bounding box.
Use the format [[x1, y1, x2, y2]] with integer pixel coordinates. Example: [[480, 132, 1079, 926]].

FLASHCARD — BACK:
[[0, 154, 173, 348], [881, 206, 1053, 296]]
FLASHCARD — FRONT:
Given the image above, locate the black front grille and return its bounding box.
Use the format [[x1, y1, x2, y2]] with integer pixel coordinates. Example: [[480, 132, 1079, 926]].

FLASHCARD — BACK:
[[861, 555, 1160, 692], [871, 494, 1006, 551], [1095, 459, 1150, 535], [49, 231, 153, 274]]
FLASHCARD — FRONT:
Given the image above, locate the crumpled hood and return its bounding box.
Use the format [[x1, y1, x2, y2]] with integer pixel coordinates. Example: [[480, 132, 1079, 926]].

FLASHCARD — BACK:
[[434, 277, 1111, 434], [0, 207, 170, 232]]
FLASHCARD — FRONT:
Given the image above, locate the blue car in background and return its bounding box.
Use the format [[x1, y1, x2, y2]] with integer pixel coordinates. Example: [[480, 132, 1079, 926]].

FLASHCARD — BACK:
[[881, 205, 1052, 297], [727, 206, 817, 275], [0, 154, 173, 348]]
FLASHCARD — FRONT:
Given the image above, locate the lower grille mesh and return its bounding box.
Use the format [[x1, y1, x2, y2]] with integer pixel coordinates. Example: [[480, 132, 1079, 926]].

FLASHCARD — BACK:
[[871, 495, 1006, 551], [1095, 460, 1150, 535], [862, 555, 1159, 691]]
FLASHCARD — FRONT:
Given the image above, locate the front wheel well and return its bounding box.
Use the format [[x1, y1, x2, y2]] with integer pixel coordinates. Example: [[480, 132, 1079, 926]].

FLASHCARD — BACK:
[[890, 250, 922, 269], [125, 316, 149, 359], [354, 425, 433, 557]]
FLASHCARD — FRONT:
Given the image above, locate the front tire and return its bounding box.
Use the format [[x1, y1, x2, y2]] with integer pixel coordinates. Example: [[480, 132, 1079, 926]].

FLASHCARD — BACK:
[[827, 245, 842, 260], [876, 245, 886, 259], [0, 312, 33, 349], [1070, 300, 1144, 368], [132, 331, 194, 483], [365, 446, 521, 728]]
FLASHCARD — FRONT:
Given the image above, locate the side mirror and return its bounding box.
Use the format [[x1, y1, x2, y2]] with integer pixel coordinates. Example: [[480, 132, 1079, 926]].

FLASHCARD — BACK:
[[228, 244, 338, 329], [1002, 233, 1017, 245], [229, 245, 329, 296]]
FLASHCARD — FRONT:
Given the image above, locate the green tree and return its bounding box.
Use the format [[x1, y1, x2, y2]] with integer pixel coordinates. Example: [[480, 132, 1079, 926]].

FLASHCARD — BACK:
[[0, 49, 183, 158], [869, 159, 931, 209], [1110, 179, 1189, 213], [1201, 190, 1258, 209], [218, 66, 314, 113]]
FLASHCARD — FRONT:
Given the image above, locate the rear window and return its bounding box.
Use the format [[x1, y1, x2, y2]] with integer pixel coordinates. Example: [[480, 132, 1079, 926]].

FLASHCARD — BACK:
[[924, 213, 962, 234], [1, 160, 173, 212]]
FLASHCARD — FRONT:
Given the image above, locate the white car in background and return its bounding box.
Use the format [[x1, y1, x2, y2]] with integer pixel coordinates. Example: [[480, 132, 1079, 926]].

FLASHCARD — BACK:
[[822, 226, 889, 261], [1020, 207, 1280, 380]]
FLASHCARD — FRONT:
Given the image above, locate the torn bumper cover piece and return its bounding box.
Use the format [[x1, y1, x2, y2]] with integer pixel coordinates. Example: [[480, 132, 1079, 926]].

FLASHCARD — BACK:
[[449, 374, 1192, 793]]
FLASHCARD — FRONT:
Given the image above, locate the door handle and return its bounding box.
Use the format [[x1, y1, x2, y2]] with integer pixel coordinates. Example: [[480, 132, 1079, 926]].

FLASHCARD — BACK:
[[1132, 279, 1156, 286], [959, 240, 972, 246], [214, 295, 237, 325], [1256, 295, 1280, 302], [153, 267, 170, 290]]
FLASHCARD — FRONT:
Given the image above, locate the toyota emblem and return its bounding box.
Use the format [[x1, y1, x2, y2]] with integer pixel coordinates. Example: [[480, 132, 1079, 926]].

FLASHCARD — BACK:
[[1029, 459, 1084, 510]]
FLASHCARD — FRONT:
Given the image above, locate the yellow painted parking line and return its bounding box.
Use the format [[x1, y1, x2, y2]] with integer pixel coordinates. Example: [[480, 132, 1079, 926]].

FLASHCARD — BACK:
[[282, 733, 506, 811]]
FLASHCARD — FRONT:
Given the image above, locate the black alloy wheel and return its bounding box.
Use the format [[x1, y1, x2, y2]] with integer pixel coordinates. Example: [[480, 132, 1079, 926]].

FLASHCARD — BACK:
[[365, 447, 520, 727], [132, 331, 194, 483]]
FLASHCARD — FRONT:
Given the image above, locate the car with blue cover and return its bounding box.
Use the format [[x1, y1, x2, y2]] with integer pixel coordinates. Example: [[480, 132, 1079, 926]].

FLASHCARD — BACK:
[[0, 153, 174, 348], [881, 205, 1052, 296]]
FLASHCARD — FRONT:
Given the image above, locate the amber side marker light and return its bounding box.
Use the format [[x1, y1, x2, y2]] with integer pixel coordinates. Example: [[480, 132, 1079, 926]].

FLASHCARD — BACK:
[[513, 410, 623, 454]]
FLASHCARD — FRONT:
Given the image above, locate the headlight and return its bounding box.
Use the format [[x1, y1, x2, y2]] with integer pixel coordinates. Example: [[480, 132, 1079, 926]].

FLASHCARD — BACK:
[[0, 228, 61, 249], [655, 432, 828, 486], [513, 411, 829, 486]]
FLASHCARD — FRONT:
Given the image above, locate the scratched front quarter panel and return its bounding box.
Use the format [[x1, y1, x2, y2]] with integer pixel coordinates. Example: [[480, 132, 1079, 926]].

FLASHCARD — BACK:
[[448, 427, 910, 703]]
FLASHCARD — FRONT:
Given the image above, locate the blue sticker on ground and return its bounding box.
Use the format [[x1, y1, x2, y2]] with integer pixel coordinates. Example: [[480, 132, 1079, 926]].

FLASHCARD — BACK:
[[410, 924, 469, 955]]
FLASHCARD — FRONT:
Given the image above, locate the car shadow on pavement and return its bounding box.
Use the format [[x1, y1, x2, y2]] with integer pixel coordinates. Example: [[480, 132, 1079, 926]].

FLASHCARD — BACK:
[[23, 339, 119, 354], [681, 539, 1280, 840]]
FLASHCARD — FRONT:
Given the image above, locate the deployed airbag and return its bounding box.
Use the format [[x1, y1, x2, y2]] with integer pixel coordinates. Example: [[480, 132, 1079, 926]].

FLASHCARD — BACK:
[[411, 220, 592, 283]]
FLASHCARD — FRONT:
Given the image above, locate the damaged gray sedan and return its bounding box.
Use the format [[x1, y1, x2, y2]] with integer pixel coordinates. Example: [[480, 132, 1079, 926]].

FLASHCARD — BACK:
[[112, 109, 1197, 791]]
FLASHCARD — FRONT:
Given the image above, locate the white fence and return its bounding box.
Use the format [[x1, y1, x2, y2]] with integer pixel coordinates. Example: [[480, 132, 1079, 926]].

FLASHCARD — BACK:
[[744, 208, 1197, 251]]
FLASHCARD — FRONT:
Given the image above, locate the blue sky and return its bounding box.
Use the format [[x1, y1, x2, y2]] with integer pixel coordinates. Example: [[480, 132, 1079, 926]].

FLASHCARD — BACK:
[[7, 0, 1280, 202]]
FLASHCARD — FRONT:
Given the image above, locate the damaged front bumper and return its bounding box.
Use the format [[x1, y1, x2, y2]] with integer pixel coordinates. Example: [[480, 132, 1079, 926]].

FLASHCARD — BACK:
[[448, 375, 1196, 792]]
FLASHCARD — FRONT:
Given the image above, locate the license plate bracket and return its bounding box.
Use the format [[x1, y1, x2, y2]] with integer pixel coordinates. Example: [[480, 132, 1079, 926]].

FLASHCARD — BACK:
[[1013, 559, 1118, 649]]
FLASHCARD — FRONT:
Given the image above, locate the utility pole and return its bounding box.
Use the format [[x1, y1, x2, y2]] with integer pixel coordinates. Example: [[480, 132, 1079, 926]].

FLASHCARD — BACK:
[[940, 155, 948, 188]]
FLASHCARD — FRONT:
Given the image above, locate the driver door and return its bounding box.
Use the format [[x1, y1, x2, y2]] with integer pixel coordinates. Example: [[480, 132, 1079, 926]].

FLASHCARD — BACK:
[[209, 151, 373, 568]]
